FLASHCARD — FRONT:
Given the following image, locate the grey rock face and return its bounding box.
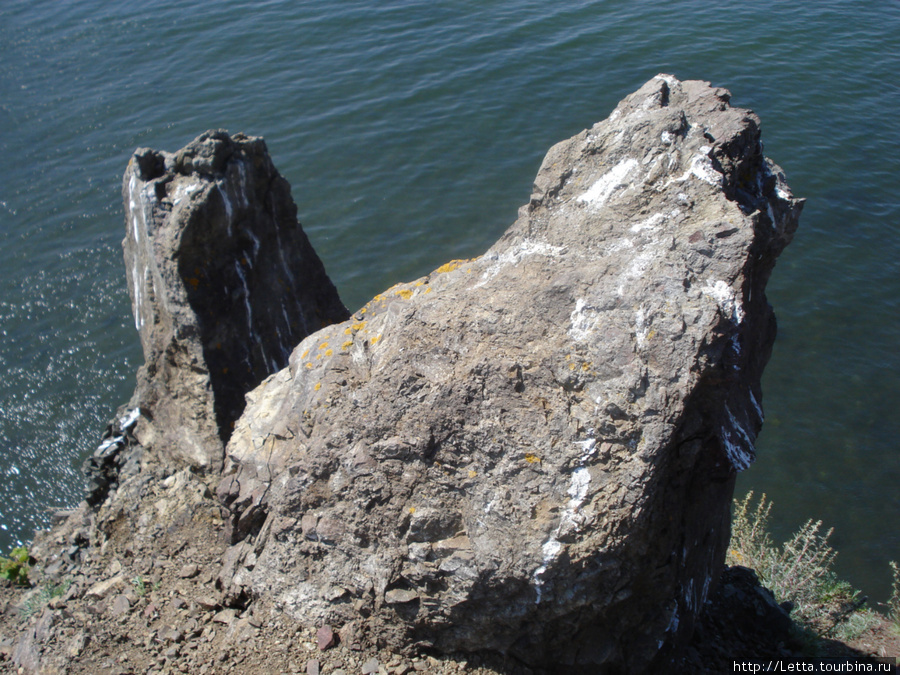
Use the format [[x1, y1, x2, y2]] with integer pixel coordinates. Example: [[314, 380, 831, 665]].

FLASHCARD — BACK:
[[121, 130, 349, 472], [218, 76, 801, 672]]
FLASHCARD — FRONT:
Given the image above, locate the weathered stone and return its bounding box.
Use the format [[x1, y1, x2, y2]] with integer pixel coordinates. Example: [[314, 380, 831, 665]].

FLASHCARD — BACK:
[[110, 594, 131, 617], [85, 575, 126, 600], [306, 658, 321, 675], [212, 608, 237, 625], [67, 631, 88, 658], [361, 658, 380, 675], [177, 563, 199, 579], [338, 620, 362, 651], [195, 597, 219, 611], [316, 624, 335, 651], [119, 129, 350, 472], [220, 75, 801, 672], [384, 589, 418, 605]]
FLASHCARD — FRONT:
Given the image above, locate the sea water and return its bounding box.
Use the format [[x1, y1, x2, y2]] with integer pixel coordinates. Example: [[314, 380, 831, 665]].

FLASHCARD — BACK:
[[1, 0, 897, 603]]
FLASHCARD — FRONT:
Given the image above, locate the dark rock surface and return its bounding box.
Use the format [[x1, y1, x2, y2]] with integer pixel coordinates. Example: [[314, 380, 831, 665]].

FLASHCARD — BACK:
[[215, 75, 802, 672], [119, 130, 350, 473]]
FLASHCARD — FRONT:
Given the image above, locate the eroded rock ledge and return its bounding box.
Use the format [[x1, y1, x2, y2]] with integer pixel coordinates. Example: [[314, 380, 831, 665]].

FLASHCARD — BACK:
[[29, 75, 801, 674]]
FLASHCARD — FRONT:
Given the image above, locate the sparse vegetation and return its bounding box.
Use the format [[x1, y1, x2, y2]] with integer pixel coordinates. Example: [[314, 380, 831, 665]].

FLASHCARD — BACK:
[[888, 560, 900, 630], [131, 576, 160, 597], [728, 492, 871, 640], [131, 576, 148, 596], [20, 579, 70, 618]]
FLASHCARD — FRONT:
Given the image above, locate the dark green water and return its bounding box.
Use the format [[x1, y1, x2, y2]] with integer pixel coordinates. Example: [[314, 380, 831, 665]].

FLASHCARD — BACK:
[[1, 1, 898, 604]]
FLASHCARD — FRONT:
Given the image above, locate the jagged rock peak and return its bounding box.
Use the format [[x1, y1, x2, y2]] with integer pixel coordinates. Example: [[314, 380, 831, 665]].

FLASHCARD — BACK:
[[216, 75, 802, 673], [118, 129, 349, 475]]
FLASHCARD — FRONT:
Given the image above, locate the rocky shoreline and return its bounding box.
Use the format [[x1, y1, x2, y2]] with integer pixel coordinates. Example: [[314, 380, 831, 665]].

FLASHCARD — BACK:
[[0, 74, 837, 673]]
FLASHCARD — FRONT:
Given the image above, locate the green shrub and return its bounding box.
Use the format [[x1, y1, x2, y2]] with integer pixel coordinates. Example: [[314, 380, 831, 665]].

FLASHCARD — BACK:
[[888, 560, 900, 629], [728, 492, 866, 636], [0, 547, 31, 586]]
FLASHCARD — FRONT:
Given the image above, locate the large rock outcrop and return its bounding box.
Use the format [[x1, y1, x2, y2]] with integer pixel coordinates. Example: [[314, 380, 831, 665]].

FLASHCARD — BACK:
[[116, 130, 350, 473], [216, 75, 802, 672]]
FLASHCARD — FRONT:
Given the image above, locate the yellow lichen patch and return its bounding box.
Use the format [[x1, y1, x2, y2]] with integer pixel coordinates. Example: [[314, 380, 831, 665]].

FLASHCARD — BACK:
[[372, 293, 385, 303], [314, 382, 322, 391], [342, 341, 353, 350], [569, 363, 577, 371], [325, 349, 333, 356], [646, 329, 657, 341], [318, 342, 329, 350], [435, 260, 466, 274], [305, 362, 313, 369], [414, 280, 424, 287], [395, 288, 413, 300], [344, 327, 352, 335], [351, 321, 366, 332], [581, 362, 591, 371], [468, 470, 477, 478], [301, 349, 310, 359], [371, 335, 381, 345], [524, 453, 541, 464], [424, 287, 432, 294], [409, 507, 416, 515]]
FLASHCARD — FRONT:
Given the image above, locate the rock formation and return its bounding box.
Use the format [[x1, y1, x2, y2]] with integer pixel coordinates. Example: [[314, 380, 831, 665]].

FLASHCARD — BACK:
[[208, 74, 802, 673], [109, 130, 350, 477]]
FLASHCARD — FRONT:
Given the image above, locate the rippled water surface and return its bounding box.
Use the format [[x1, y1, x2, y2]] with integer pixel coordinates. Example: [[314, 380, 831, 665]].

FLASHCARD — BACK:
[[1, 1, 898, 602]]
